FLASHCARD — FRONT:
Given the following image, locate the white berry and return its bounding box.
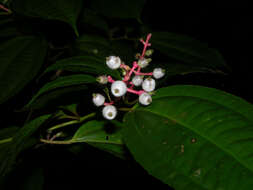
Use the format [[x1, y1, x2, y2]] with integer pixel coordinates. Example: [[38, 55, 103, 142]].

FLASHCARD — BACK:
[[142, 78, 156, 92], [153, 68, 165, 79], [111, 80, 127, 97], [139, 92, 152, 106], [102, 105, 117, 120], [132, 75, 143, 86], [92, 93, 105, 107], [138, 58, 149, 68], [106, 56, 121, 69]]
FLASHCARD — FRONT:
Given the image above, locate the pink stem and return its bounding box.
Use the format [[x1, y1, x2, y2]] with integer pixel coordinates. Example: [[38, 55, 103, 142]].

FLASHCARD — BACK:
[[133, 71, 153, 76], [123, 62, 138, 82], [0, 5, 10, 12], [129, 82, 134, 89], [107, 76, 115, 83], [127, 88, 144, 95], [141, 33, 152, 58], [120, 64, 130, 71], [104, 102, 114, 106]]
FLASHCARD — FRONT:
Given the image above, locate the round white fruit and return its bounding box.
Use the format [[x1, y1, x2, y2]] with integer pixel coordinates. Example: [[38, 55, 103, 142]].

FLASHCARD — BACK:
[[92, 93, 105, 107], [153, 68, 165, 79], [111, 80, 127, 97], [142, 78, 156, 92], [106, 56, 121, 69], [102, 105, 117, 120], [132, 75, 143, 86], [139, 92, 152, 106]]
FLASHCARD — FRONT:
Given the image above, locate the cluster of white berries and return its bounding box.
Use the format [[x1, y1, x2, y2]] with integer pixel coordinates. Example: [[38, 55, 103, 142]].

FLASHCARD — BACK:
[[92, 34, 165, 120]]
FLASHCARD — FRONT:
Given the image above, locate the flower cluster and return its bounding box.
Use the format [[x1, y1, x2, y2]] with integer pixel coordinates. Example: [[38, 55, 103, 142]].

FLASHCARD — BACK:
[[92, 33, 165, 120]]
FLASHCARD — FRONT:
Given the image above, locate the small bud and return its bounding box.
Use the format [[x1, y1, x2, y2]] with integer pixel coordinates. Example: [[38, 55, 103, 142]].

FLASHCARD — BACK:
[[153, 68, 165, 79], [102, 105, 117, 120], [142, 78, 156, 92], [121, 69, 127, 76], [138, 58, 149, 68], [132, 75, 143, 86], [93, 49, 98, 54], [111, 81, 127, 97], [96, 75, 108, 84], [92, 93, 105, 107], [145, 49, 154, 56], [139, 92, 152, 106], [106, 56, 121, 70], [135, 53, 141, 59]]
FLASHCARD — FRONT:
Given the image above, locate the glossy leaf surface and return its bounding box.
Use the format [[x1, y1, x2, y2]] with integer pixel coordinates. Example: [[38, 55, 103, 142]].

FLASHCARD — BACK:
[[72, 120, 126, 159], [11, 0, 82, 35], [0, 36, 47, 104], [123, 85, 253, 190], [26, 74, 95, 107]]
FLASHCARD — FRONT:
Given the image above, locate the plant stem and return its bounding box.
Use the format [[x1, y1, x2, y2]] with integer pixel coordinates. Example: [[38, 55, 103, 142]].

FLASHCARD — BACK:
[[40, 139, 122, 145], [0, 137, 12, 144], [118, 107, 132, 112], [40, 139, 72, 144], [47, 112, 96, 132]]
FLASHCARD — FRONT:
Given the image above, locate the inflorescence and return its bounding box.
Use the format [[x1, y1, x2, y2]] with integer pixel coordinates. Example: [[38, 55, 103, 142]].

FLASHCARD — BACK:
[[92, 33, 165, 120]]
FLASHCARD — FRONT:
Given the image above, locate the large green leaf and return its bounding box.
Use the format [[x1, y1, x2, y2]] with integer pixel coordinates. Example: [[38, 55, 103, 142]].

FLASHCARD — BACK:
[[151, 32, 229, 73], [11, 0, 82, 36], [89, 0, 146, 21], [0, 16, 20, 40], [75, 35, 136, 65], [72, 120, 126, 159], [25, 85, 88, 110], [123, 85, 253, 190], [25, 74, 95, 108], [43, 56, 121, 79], [80, 9, 109, 33], [0, 36, 47, 104], [75, 34, 112, 57], [0, 114, 51, 177], [0, 127, 19, 140]]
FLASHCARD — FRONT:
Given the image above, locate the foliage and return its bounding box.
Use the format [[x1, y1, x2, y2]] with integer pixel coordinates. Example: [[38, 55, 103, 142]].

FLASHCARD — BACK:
[[0, 0, 252, 189]]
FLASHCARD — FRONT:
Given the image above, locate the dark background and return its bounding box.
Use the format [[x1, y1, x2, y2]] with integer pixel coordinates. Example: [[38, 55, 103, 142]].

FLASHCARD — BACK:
[[1, 0, 253, 189]]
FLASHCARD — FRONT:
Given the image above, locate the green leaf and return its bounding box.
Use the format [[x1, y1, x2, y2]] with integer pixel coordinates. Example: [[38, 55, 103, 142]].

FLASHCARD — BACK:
[[0, 36, 47, 104], [11, 0, 83, 36], [123, 85, 253, 190], [26, 74, 95, 108], [75, 34, 112, 57], [0, 127, 19, 140], [24, 85, 88, 110], [0, 16, 20, 40], [0, 114, 51, 177], [43, 56, 121, 79], [151, 32, 229, 73], [89, 0, 146, 21], [80, 9, 109, 33], [72, 120, 126, 159]]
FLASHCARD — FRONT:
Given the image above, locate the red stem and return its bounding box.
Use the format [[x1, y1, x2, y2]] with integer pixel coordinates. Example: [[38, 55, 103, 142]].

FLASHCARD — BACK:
[[133, 71, 153, 76], [0, 5, 10, 12], [107, 76, 115, 83], [140, 33, 152, 58], [104, 102, 114, 106], [123, 62, 138, 82], [127, 88, 144, 95], [120, 64, 130, 71]]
